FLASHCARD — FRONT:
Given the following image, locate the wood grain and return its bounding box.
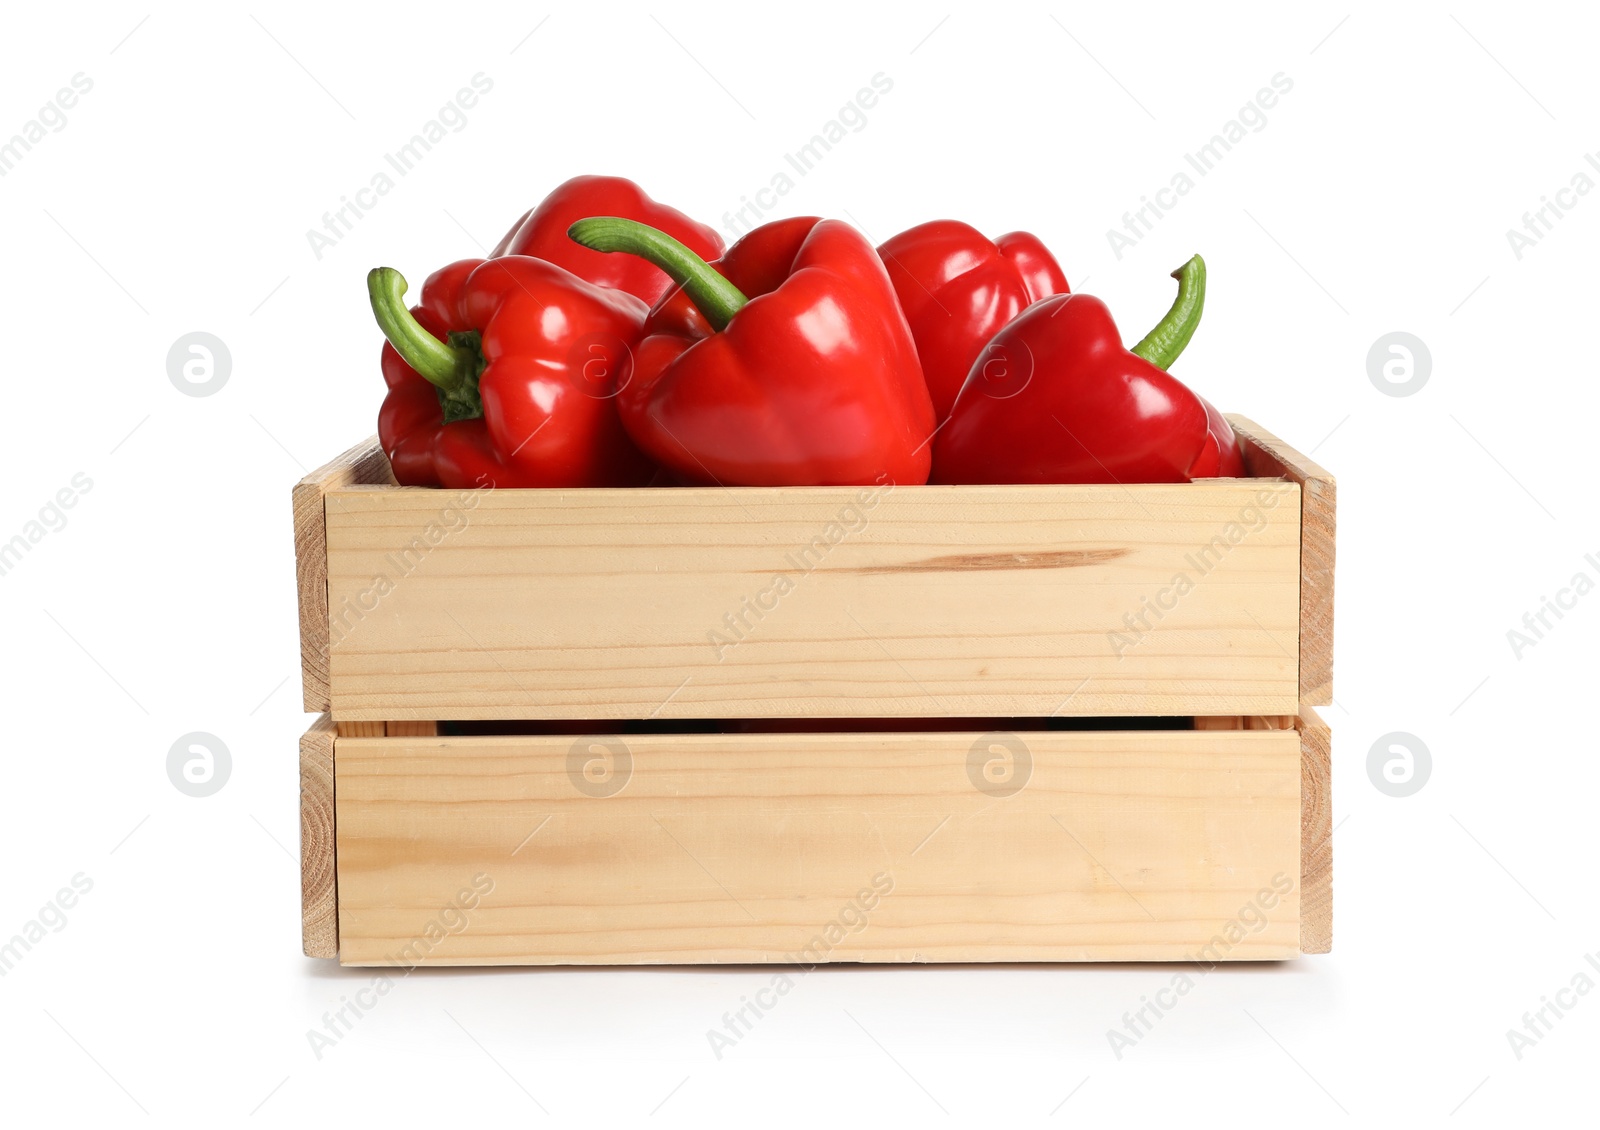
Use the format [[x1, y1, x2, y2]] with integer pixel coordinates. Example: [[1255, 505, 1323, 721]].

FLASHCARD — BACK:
[[333, 721, 439, 737], [1195, 709, 1333, 954], [1229, 416, 1336, 706], [323, 480, 1301, 722], [294, 436, 394, 714], [300, 714, 337, 958], [333, 728, 1302, 965], [1298, 705, 1333, 954], [384, 721, 440, 737]]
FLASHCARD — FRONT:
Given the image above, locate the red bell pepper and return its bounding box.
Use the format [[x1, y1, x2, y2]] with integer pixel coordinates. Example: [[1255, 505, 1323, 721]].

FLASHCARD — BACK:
[[367, 256, 656, 488], [1192, 398, 1246, 478], [877, 221, 1069, 420], [566, 215, 937, 487], [932, 255, 1244, 484], [492, 175, 724, 305]]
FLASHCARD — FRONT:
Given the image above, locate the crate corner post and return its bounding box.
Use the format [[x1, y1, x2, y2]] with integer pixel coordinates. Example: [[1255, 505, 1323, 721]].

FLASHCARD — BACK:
[[293, 435, 394, 715], [1298, 705, 1333, 955], [1228, 414, 1336, 709], [300, 713, 338, 959]]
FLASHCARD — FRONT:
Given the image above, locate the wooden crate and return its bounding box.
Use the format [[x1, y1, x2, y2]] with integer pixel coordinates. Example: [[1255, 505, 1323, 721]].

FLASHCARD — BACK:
[[295, 417, 1334, 964]]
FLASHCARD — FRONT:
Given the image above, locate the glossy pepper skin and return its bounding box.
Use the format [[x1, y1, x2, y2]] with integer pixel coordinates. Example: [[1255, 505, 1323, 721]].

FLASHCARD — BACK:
[[492, 175, 724, 306], [877, 221, 1069, 420], [569, 215, 937, 487], [369, 256, 656, 489], [932, 255, 1244, 484], [1192, 398, 1246, 477]]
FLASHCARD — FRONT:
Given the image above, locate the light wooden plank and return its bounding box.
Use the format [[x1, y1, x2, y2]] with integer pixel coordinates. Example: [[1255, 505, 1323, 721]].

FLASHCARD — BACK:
[[333, 721, 439, 736], [1201, 709, 1330, 952], [324, 481, 1301, 721], [294, 436, 394, 713], [300, 714, 337, 958], [385, 721, 439, 737], [334, 729, 1302, 965], [1229, 416, 1336, 706], [1298, 706, 1333, 954]]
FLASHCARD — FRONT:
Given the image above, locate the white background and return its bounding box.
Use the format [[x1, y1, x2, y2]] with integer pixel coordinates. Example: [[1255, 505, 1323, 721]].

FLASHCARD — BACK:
[[1, 1, 1593, 1125]]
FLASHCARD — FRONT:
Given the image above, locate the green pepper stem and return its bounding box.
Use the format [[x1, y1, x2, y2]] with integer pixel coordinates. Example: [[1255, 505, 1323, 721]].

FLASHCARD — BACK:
[[368, 268, 460, 386], [1130, 254, 1206, 371], [568, 217, 749, 332], [367, 267, 483, 422]]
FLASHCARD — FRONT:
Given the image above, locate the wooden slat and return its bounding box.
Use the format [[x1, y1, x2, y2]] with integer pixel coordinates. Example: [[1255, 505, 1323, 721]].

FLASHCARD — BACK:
[[334, 728, 1302, 965], [385, 721, 439, 737], [294, 436, 394, 713], [300, 714, 337, 958], [1195, 709, 1332, 953], [1229, 416, 1336, 706], [324, 480, 1301, 721], [1298, 706, 1333, 954], [333, 721, 439, 736]]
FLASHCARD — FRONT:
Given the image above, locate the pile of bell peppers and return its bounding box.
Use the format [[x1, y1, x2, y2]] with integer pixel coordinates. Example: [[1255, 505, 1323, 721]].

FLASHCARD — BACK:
[[369, 175, 1243, 489]]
